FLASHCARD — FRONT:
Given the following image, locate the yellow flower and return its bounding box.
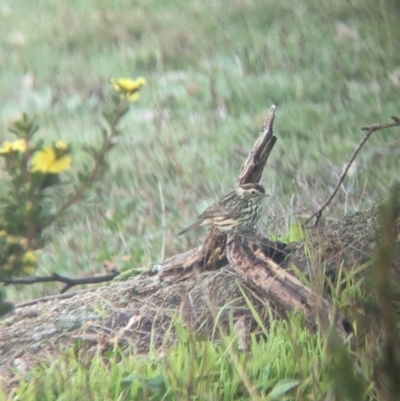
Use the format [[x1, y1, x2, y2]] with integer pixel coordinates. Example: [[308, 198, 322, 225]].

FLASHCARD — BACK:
[[55, 140, 68, 150], [11, 139, 27, 153], [21, 251, 37, 275], [0, 229, 7, 237], [0, 141, 12, 154], [21, 250, 37, 264], [30, 148, 71, 174], [0, 140, 27, 153], [111, 77, 146, 101]]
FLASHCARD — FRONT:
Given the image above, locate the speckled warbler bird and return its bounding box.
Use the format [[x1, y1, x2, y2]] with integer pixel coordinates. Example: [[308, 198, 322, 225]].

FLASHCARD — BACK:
[[177, 183, 268, 235]]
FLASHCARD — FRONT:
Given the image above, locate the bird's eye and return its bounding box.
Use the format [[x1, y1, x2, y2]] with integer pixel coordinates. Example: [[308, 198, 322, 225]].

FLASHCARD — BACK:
[[250, 190, 256, 195]]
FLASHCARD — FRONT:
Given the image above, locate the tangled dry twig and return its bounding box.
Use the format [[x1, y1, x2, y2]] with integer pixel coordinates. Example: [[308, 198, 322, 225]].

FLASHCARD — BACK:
[[305, 116, 400, 227]]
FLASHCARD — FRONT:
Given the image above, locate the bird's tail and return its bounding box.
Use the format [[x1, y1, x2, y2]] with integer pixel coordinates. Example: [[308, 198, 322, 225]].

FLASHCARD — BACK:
[[177, 220, 202, 236]]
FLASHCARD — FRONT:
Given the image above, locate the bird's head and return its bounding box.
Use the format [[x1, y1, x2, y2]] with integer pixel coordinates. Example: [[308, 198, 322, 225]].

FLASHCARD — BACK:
[[236, 183, 268, 200]]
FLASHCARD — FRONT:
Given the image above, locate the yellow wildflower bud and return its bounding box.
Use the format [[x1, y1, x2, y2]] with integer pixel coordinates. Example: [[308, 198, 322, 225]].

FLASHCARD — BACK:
[[55, 141, 68, 150], [21, 250, 37, 264], [110, 77, 146, 101], [11, 139, 27, 153], [21, 251, 37, 275], [0, 141, 12, 154]]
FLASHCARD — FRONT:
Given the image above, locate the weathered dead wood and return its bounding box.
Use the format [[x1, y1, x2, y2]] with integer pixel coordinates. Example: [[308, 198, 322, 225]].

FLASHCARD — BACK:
[[226, 234, 351, 338], [160, 226, 228, 281], [0, 268, 268, 386], [236, 105, 277, 186]]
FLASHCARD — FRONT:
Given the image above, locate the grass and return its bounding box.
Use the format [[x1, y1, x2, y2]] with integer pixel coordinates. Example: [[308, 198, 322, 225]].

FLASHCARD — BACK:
[[1, 0, 400, 398], [0, 312, 354, 400]]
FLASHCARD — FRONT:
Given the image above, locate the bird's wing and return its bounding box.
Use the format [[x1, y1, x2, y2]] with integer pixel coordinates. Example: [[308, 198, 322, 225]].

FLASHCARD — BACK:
[[197, 204, 230, 219]]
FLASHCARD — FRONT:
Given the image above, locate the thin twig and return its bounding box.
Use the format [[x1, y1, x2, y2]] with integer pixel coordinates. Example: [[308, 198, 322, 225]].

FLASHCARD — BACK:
[[2, 271, 120, 294], [158, 181, 166, 262], [304, 116, 400, 227]]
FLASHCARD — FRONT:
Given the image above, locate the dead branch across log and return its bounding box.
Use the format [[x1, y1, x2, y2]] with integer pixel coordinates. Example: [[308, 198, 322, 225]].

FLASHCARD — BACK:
[[227, 233, 352, 338]]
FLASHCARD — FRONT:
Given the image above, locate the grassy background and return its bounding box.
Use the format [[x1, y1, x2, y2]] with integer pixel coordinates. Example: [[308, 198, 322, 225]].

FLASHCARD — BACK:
[[1, 0, 400, 399], [1, 0, 400, 299]]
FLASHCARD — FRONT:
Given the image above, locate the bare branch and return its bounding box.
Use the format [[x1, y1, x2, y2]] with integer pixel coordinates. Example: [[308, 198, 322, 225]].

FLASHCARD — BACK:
[[2, 271, 120, 294], [305, 116, 400, 227]]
